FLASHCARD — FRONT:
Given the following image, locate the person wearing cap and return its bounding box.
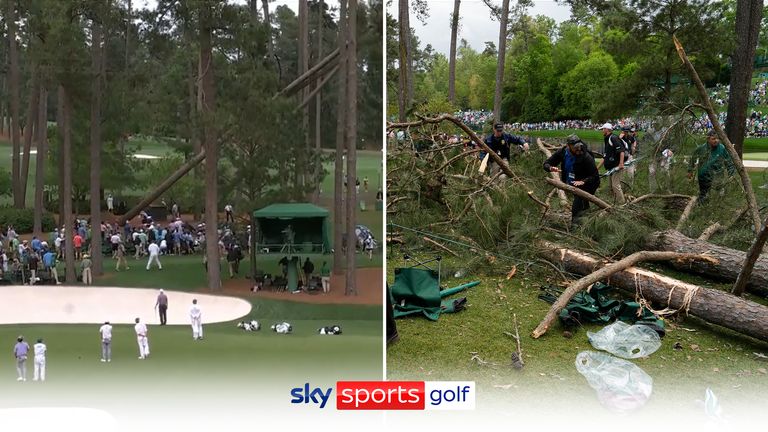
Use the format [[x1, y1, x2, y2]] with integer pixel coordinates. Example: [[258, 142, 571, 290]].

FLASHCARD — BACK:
[[544, 134, 600, 224], [597, 122, 627, 204], [155, 289, 169, 325], [688, 130, 735, 201], [99, 321, 113, 362], [43, 247, 61, 285], [33, 338, 46, 381], [619, 126, 636, 183], [13, 335, 30, 381], [484, 123, 529, 174], [81, 253, 93, 285]]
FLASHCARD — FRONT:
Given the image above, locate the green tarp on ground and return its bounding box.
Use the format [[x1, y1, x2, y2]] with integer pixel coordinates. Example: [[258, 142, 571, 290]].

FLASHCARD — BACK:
[[539, 282, 666, 336], [389, 267, 479, 321]]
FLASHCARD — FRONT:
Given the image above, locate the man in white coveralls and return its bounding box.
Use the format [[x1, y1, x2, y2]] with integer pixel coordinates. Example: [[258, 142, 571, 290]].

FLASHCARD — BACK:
[[33, 338, 46, 381], [134, 317, 150, 359], [99, 321, 113, 362], [190, 299, 203, 340]]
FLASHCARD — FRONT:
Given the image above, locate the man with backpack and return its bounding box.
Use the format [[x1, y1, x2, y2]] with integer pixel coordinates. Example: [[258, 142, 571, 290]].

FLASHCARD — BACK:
[[598, 123, 627, 204]]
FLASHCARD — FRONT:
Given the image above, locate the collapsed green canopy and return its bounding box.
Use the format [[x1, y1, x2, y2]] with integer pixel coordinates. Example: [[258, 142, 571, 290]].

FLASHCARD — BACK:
[[252, 203, 331, 253], [389, 267, 479, 321]]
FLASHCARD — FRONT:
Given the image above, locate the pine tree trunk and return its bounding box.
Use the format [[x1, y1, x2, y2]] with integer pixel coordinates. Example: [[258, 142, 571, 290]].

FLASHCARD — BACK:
[[262, 0, 275, 62], [345, 0, 358, 296], [90, 19, 104, 276], [540, 242, 768, 343], [448, 0, 460, 104], [493, 0, 510, 122], [299, 0, 309, 191], [333, 0, 348, 276], [647, 230, 768, 297], [397, 0, 410, 122], [725, 0, 764, 157], [8, 0, 22, 208], [20, 70, 39, 208], [33, 87, 48, 236], [314, 0, 324, 203], [59, 86, 76, 284], [200, 0, 220, 290]]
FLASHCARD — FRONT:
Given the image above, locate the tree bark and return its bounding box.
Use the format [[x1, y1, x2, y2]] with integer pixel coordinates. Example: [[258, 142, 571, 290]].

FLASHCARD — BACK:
[[397, 0, 410, 122], [448, 0, 460, 104], [545, 177, 611, 210], [298, 0, 309, 190], [8, 0, 22, 208], [298, 65, 338, 110], [118, 151, 206, 225], [262, 0, 275, 62], [733, 214, 768, 296], [533, 245, 714, 338], [725, 0, 764, 157], [273, 49, 339, 98], [200, 0, 220, 290], [314, 0, 324, 202], [333, 0, 348, 276], [90, 19, 104, 276], [536, 139, 569, 207], [59, 85, 76, 284], [646, 230, 768, 297], [673, 36, 762, 233], [493, 0, 510, 122], [20, 71, 39, 208], [540, 242, 768, 343], [33, 87, 48, 236], [345, 0, 358, 296]]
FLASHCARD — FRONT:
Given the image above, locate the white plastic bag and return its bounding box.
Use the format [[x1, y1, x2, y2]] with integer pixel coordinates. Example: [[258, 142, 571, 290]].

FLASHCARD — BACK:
[[587, 321, 661, 359], [575, 351, 653, 413]]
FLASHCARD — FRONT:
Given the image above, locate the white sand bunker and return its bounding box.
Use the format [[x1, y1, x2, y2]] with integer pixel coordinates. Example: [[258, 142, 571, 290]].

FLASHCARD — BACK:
[[0, 285, 251, 325]]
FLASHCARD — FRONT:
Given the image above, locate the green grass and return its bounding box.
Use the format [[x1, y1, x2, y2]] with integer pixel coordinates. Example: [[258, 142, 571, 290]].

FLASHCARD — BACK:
[[386, 254, 768, 409], [88, 253, 381, 291], [0, 253, 383, 410]]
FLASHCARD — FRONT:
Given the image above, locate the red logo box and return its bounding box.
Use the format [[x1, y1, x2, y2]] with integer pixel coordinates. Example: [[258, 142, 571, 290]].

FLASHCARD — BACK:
[[336, 381, 426, 410]]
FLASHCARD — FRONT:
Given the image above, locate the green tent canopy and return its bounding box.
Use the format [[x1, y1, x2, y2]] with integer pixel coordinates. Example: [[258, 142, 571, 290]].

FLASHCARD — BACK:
[[252, 203, 331, 253]]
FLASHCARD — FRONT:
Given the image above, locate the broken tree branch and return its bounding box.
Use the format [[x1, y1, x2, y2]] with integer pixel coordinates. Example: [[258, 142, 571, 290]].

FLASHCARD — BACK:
[[733, 214, 768, 296], [673, 35, 761, 233], [540, 241, 768, 343], [675, 196, 698, 230], [422, 236, 459, 257], [699, 206, 747, 241], [531, 244, 716, 339], [387, 114, 519, 181], [536, 138, 568, 206], [544, 177, 612, 210]]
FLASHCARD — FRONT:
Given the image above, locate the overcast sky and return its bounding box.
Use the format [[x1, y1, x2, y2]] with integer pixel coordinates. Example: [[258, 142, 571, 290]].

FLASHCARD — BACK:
[[389, 0, 572, 56]]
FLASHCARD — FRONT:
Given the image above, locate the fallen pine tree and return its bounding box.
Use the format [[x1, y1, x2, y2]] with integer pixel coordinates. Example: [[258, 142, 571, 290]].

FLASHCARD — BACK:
[[538, 241, 768, 343], [646, 230, 768, 297]]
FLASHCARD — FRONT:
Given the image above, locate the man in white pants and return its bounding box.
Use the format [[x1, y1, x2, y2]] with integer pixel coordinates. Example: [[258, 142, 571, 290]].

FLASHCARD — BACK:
[[134, 317, 150, 359], [99, 321, 112, 362], [190, 299, 203, 340], [33, 338, 46, 381], [146, 241, 162, 270]]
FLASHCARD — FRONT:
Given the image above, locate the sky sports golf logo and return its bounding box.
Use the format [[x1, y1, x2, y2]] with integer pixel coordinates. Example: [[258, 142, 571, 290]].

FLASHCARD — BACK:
[[290, 381, 475, 410]]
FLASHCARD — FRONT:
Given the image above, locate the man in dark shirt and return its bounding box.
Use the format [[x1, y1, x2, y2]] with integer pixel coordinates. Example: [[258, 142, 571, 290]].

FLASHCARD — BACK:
[[302, 257, 315, 289], [155, 289, 169, 325], [544, 134, 601, 224], [484, 123, 529, 174], [597, 122, 626, 204]]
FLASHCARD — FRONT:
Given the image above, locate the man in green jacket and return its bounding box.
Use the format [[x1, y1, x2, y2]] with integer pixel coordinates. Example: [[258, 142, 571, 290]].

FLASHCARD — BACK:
[[688, 130, 735, 201]]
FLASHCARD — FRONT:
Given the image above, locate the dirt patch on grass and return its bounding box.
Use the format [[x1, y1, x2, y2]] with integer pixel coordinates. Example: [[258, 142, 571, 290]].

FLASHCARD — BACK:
[[209, 267, 383, 306]]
